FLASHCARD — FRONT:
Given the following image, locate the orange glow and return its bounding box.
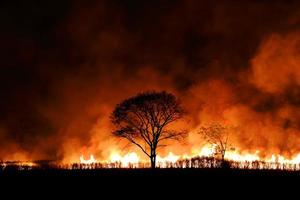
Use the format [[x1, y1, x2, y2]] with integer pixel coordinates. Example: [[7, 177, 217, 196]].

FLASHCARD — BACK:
[[156, 152, 180, 168], [80, 154, 97, 164], [109, 152, 140, 168], [77, 145, 300, 170]]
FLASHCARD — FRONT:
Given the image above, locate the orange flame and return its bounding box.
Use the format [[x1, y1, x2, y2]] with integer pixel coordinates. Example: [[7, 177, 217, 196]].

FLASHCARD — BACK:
[[78, 145, 300, 169], [80, 154, 97, 164]]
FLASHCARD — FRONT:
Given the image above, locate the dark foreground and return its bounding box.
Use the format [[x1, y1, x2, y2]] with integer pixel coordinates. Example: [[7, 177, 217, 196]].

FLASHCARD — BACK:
[[2, 168, 300, 179], [1, 168, 300, 182], [2, 167, 300, 176], [0, 168, 298, 196]]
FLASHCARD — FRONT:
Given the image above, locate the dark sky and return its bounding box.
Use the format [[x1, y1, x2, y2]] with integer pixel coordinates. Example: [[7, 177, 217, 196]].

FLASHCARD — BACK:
[[1, 0, 300, 161]]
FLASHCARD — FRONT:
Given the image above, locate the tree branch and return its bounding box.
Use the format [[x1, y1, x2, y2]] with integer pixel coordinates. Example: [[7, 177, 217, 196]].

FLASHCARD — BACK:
[[125, 136, 151, 158]]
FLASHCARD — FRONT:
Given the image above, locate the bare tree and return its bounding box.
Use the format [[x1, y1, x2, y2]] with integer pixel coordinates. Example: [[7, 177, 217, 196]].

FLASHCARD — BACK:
[[111, 91, 186, 169], [198, 122, 232, 167]]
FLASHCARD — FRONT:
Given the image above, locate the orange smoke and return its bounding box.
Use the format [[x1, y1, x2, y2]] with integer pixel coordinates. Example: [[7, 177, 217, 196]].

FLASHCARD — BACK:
[[56, 30, 300, 165], [251, 31, 300, 94], [2, 1, 300, 167]]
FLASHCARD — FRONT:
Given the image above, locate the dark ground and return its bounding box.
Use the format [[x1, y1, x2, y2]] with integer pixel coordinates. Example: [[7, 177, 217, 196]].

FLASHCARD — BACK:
[[2, 167, 300, 177], [0, 168, 298, 197], [1, 168, 299, 184]]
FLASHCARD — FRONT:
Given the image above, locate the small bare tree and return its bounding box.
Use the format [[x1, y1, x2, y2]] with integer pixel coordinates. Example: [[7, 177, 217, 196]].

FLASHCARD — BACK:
[[198, 122, 232, 167], [111, 91, 186, 169]]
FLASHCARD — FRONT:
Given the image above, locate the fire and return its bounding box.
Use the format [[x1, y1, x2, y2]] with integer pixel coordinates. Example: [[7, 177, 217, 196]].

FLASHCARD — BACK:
[[0, 161, 37, 170], [156, 153, 180, 168], [78, 146, 300, 169], [109, 152, 140, 167], [266, 154, 300, 165], [157, 152, 180, 163], [80, 154, 97, 164], [197, 145, 216, 157], [225, 151, 260, 162]]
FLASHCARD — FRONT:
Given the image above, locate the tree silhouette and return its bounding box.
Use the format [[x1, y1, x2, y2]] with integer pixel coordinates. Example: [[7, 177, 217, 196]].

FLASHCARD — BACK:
[[198, 122, 232, 167], [111, 91, 186, 168]]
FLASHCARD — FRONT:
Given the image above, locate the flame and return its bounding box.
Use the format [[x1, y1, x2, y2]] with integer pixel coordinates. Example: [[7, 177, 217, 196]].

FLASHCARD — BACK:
[[0, 161, 37, 170], [156, 152, 180, 168], [80, 154, 97, 164], [225, 151, 260, 162], [157, 152, 180, 163], [78, 146, 300, 169], [265, 154, 300, 165], [197, 145, 216, 157], [109, 152, 140, 167]]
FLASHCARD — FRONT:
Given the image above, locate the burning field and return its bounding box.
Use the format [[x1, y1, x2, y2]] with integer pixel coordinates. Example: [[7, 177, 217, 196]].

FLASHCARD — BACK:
[[1, 0, 300, 174]]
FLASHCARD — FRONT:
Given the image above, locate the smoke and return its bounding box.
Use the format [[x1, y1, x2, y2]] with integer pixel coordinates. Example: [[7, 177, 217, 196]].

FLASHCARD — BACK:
[[1, 0, 300, 161], [251, 31, 300, 94]]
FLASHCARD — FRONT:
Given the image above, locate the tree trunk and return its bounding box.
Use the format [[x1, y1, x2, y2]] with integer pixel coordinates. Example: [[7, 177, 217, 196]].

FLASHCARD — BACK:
[[221, 151, 226, 168], [150, 157, 156, 169], [150, 149, 156, 169]]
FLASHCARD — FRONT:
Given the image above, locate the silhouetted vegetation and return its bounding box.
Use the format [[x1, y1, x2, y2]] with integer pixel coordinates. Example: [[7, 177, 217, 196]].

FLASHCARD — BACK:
[[111, 91, 186, 168], [198, 122, 233, 167], [2, 156, 300, 171]]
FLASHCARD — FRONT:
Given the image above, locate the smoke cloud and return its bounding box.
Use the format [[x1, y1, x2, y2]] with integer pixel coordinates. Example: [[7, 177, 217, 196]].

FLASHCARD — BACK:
[[1, 0, 300, 161]]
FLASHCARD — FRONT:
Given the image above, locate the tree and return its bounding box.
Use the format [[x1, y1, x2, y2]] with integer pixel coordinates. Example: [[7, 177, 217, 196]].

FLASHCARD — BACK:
[[111, 91, 186, 169], [198, 122, 232, 167]]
